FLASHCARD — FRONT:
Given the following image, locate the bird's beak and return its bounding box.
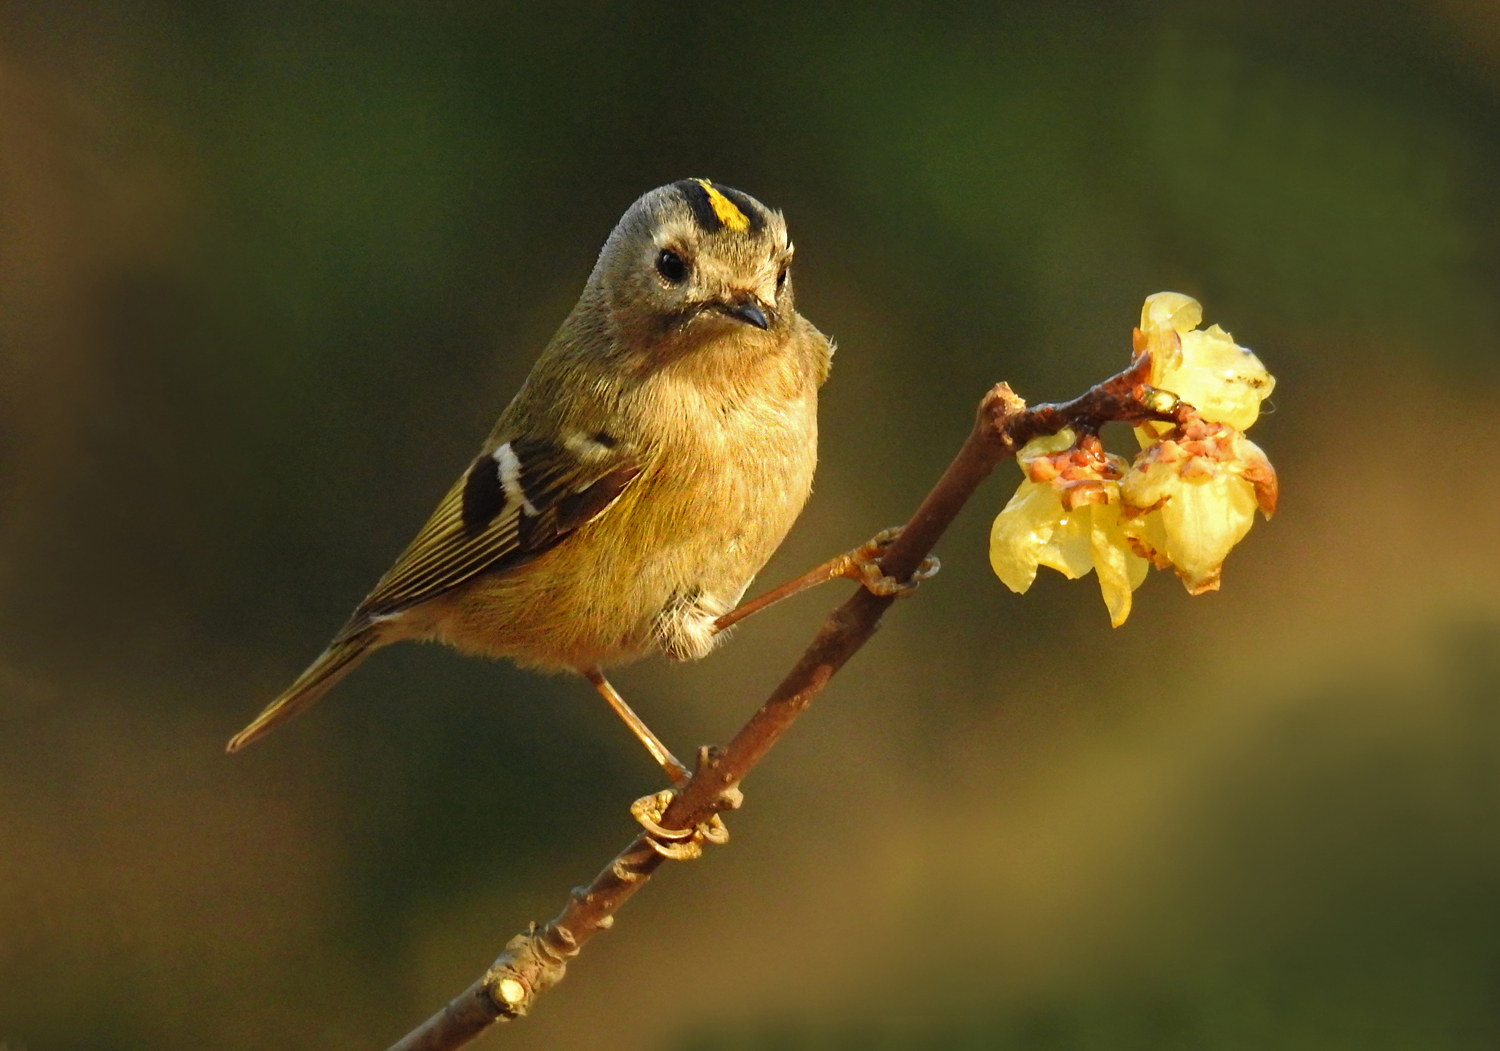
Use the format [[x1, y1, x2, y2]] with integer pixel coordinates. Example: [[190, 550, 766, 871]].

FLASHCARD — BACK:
[[719, 297, 770, 330]]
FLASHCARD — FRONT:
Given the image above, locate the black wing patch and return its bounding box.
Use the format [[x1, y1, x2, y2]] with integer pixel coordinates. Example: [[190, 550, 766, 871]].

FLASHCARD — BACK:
[[461, 453, 506, 533]]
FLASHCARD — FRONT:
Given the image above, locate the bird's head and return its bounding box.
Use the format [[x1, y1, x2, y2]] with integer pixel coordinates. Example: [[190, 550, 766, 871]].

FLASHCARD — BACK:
[[593, 179, 796, 359]]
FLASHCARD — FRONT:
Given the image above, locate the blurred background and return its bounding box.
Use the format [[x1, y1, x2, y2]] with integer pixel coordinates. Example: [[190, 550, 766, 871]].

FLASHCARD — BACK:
[[3, 1, 1499, 1048]]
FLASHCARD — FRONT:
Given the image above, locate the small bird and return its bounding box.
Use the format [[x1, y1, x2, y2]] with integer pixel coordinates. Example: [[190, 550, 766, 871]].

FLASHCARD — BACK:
[[227, 179, 836, 777]]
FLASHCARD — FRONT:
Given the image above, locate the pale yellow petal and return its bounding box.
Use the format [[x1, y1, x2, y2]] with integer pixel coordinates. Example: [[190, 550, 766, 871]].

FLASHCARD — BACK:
[[1126, 537, 1151, 589], [990, 480, 1065, 593], [1159, 473, 1259, 589], [1135, 422, 1171, 449], [1140, 292, 1201, 380], [1120, 452, 1177, 509], [1141, 292, 1202, 336], [1088, 504, 1149, 628], [1121, 509, 1172, 569], [1036, 508, 1095, 580], [1156, 325, 1275, 430]]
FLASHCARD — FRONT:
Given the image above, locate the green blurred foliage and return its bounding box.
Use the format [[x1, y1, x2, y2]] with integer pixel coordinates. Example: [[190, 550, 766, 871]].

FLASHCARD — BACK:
[[2, 1, 1499, 1049]]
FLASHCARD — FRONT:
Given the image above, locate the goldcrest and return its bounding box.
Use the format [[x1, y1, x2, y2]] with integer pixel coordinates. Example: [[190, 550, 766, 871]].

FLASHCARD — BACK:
[[229, 179, 832, 755]]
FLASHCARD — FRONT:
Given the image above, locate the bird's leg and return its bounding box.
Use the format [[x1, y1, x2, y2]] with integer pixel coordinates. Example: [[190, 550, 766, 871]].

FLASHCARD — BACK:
[[713, 527, 940, 635], [584, 666, 690, 784]]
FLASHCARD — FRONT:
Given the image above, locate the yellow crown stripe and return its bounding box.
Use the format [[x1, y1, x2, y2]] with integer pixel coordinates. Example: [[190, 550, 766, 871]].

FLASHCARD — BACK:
[[696, 179, 750, 232]]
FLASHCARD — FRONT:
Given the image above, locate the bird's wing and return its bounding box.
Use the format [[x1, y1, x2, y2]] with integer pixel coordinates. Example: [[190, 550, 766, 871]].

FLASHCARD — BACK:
[[341, 434, 641, 635]]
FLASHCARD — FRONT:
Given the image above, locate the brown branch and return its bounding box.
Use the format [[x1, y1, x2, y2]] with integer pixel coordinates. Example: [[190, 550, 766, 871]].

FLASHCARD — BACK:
[[385, 355, 1180, 1051]]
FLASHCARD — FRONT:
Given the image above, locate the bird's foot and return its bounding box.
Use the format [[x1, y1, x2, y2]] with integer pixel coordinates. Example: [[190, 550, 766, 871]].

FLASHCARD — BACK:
[[844, 526, 941, 598], [630, 789, 731, 860]]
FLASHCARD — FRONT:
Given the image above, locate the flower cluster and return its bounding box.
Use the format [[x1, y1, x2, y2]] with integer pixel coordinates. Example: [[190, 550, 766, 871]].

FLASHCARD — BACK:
[[989, 293, 1278, 626]]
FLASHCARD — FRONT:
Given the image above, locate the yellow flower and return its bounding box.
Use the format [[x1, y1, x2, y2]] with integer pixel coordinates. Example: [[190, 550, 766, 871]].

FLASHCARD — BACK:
[[1136, 292, 1275, 438], [1120, 420, 1278, 594], [989, 430, 1149, 627], [989, 292, 1278, 626]]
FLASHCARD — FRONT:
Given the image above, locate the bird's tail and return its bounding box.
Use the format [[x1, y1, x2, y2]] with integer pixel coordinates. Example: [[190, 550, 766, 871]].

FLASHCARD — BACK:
[[226, 633, 377, 753]]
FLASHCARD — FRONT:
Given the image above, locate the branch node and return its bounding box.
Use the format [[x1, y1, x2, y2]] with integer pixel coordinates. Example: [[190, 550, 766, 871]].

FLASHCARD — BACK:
[[568, 884, 613, 918], [610, 854, 652, 883], [481, 922, 579, 1020], [1137, 384, 1180, 416], [693, 744, 746, 810], [976, 382, 1029, 456]]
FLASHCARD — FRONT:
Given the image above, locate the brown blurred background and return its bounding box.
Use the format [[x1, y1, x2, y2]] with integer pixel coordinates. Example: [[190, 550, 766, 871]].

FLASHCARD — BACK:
[[3, 2, 1500, 1048]]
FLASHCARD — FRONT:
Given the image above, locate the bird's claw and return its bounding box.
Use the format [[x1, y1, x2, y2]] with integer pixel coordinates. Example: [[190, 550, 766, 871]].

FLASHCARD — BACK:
[[630, 789, 730, 861], [845, 527, 940, 598]]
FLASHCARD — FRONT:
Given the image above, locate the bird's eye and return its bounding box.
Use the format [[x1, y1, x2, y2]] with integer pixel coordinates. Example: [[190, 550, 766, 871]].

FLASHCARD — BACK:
[[656, 249, 688, 284]]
